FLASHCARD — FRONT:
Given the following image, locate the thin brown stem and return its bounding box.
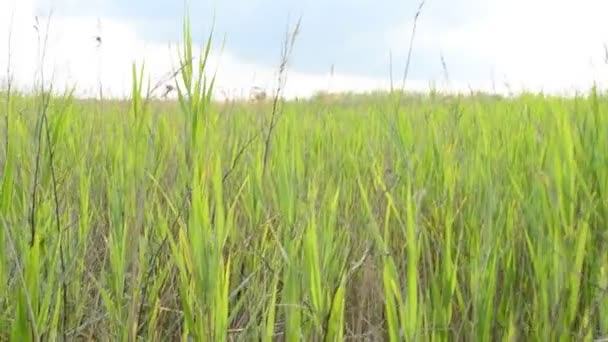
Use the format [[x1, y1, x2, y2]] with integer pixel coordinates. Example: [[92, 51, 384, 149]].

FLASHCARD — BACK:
[[262, 16, 302, 175]]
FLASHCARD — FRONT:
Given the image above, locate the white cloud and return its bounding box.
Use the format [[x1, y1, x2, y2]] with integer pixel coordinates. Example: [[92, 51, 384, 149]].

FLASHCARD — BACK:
[[386, 0, 608, 95], [4, 0, 607, 100], [0, 0, 402, 100]]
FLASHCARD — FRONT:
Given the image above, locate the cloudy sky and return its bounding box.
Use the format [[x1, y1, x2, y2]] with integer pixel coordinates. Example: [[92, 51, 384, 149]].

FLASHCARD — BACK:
[[1, 0, 608, 99]]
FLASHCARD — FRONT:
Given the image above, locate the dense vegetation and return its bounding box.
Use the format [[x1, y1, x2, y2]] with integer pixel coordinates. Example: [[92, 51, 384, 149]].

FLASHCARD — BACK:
[[1, 21, 608, 342]]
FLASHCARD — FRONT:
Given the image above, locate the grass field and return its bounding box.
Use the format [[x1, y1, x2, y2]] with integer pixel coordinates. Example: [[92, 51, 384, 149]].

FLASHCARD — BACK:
[[1, 21, 608, 341]]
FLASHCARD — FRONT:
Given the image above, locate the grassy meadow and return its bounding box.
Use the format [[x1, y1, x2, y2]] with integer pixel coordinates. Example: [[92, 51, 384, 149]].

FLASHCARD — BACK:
[[2, 22, 608, 342]]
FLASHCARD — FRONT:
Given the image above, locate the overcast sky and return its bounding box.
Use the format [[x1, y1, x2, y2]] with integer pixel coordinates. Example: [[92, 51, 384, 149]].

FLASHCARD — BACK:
[[1, 0, 608, 99]]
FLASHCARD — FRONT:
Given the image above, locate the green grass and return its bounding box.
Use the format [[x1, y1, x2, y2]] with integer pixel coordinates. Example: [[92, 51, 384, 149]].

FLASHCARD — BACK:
[[1, 20, 608, 341]]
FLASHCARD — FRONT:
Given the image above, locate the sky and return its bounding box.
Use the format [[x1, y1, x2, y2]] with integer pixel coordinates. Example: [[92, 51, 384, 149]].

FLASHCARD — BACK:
[[1, 0, 608, 99]]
